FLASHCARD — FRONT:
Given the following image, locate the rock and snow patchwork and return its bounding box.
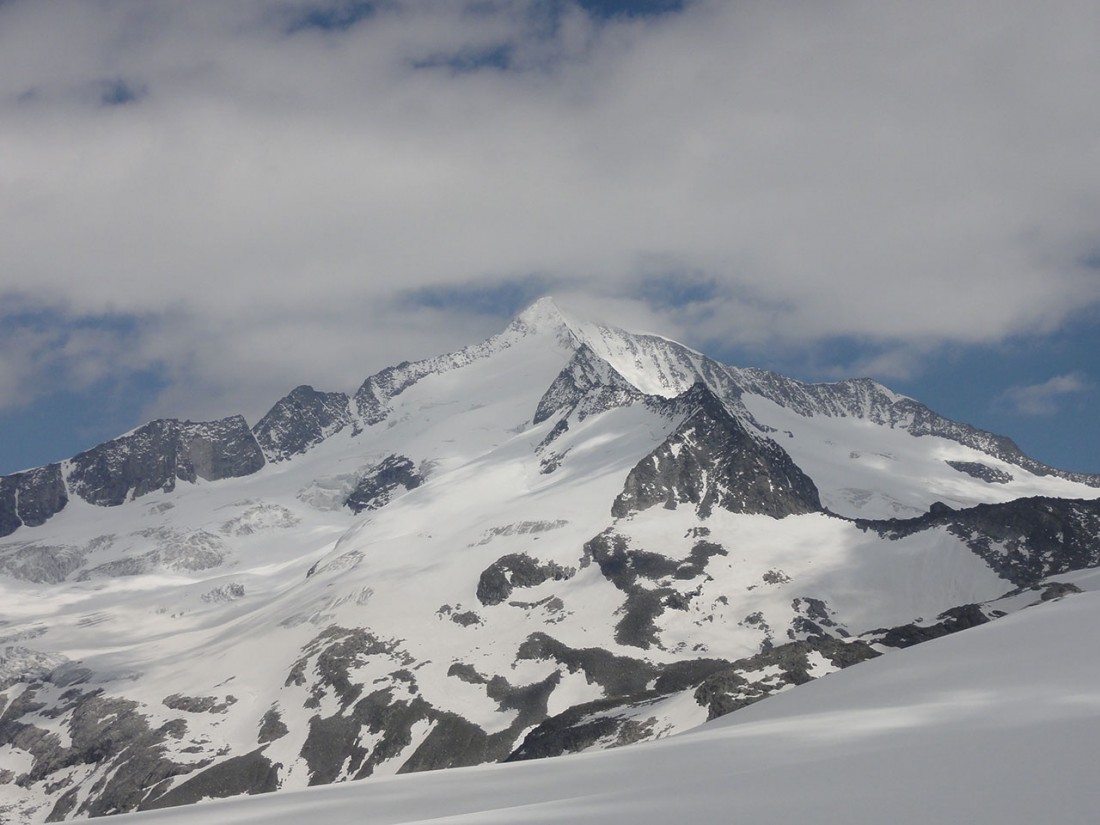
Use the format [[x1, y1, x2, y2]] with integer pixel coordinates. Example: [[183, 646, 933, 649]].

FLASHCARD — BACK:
[[109, 585, 1100, 825]]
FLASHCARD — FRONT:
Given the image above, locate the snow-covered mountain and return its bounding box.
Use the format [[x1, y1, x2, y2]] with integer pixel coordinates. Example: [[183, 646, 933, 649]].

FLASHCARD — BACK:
[[2, 297, 1098, 823]]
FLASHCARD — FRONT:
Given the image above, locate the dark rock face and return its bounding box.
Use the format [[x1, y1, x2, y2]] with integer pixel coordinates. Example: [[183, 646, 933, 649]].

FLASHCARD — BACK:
[[861, 496, 1100, 587], [344, 455, 424, 514], [612, 384, 821, 520], [139, 749, 279, 811], [533, 345, 643, 426], [162, 694, 237, 714], [694, 637, 880, 721], [509, 636, 878, 760], [399, 670, 560, 774], [257, 709, 289, 744], [300, 697, 421, 784], [787, 596, 847, 642], [352, 362, 429, 428], [0, 464, 69, 539], [506, 694, 665, 761], [476, 554, 576, 606], [946, 460, 1013, 484], [253, 385, 353, 462], [67, 416, 264, 508], [0, 687, 195, 821], [283, 626, 561, 785], [582, 531, 728, 648], [517, 632, 658, 696], [864, 604, 992, 649]]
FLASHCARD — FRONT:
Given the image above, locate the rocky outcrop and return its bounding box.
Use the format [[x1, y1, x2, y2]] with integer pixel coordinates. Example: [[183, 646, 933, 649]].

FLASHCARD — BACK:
[[505, 694, 667, 761], [860, 496, 1100, 587], [281, 626, 561, 785], [582, 531, 728, 648], [612, 384, 821, 520], [476, 554, 575, 606], [0, 464, 69, 539], [253, 385, 353, 462], [344, 455, 423, 514], [693, 637, 879, 721], [533, 345, 643, 426], [946, 460, 1013, 484], [67, 416, 264, 507], [0, 685, 195, 821], [509, 636, 878, 760], [138, 749, 279, 811], [864, 604, 993, 649]]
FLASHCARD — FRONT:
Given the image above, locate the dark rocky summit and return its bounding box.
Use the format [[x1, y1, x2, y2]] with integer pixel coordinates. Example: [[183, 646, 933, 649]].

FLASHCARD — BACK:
[[0, 464, 68, 538], [253, 385, 353, 461], [1, 416, 264, 538], [613, 384, 821, 519], [67, 416, 264, 508]]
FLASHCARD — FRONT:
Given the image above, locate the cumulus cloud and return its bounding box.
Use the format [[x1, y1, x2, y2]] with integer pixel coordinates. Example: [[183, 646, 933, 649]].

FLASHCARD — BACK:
[[0, 0, 1098, 422], [999, 372, 1092, 416]]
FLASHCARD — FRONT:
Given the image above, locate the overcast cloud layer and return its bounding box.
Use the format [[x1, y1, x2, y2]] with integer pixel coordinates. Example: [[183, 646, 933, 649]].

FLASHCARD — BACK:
[[1, 0, 1098, 427]]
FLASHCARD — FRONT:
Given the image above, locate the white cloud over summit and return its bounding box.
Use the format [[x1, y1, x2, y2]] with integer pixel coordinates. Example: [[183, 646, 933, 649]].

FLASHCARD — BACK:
[[1, 0, 1098, 423]]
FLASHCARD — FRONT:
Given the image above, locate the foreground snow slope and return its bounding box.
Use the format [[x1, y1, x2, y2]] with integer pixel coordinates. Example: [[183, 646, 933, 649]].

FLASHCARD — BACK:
[[115, 581, 1100, 825]]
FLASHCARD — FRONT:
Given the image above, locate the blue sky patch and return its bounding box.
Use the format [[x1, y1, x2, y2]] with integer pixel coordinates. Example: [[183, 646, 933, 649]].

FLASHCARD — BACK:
[[412, 44, 514, 74], [286, 1, 380, 33], [576, 0, 685, 18], [96, 78, 146, 107], [0, 368, 170, 476]]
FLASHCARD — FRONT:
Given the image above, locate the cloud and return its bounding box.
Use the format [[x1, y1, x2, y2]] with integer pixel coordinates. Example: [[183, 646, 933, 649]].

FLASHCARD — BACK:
[[0, 0, 1098, 424], [0, 307, 162, 422], [1000, 372, 1092, 416]]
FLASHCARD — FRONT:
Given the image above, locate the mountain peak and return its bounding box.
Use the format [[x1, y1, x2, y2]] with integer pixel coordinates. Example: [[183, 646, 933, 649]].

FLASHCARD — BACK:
[[512, 296, 575, 334]]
